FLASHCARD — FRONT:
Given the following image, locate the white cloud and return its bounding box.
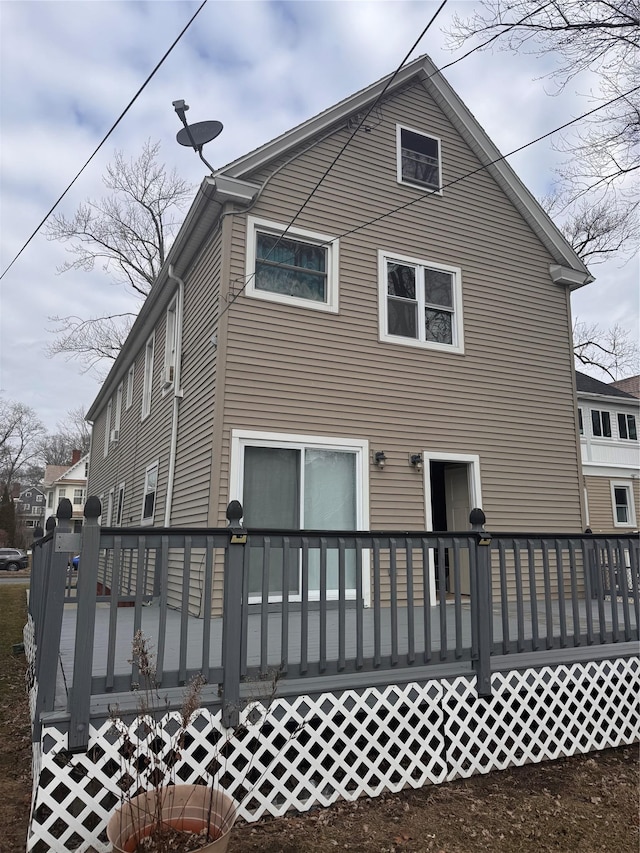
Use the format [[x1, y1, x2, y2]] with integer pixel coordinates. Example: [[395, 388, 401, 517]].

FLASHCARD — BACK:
[[1, 0, 636, 433]]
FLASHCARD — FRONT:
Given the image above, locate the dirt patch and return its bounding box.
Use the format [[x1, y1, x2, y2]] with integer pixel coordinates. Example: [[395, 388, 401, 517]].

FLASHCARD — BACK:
[[230, 747, 639, 852], [2, 578, 637, 853]]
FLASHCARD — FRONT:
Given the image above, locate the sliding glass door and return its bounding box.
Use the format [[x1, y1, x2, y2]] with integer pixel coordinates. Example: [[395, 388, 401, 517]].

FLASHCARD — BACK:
[[240, 440, 360, 600]]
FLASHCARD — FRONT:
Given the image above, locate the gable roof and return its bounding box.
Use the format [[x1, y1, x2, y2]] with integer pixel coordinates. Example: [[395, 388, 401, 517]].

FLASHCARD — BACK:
[[216, 53, 592, 287], [87, 55, 592, 422], [610, 375, 640, 398], [576, 371, 637, 400]]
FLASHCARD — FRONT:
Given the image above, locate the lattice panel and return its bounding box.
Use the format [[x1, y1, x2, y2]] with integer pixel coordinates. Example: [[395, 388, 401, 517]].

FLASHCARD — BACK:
[[27, 657, 639, 852], [23, 616, 38, 722], [444, 657, 640, 780], [27, 679, 446, 852]]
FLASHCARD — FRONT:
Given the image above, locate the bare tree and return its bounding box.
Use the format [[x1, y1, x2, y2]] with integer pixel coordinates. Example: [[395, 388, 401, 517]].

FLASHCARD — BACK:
[[38, 406, 91, 464], [447, 1, 640, 263], [573, 318, 640, 380], [0, 398, 46, 489], [45, 140, 193, 373]]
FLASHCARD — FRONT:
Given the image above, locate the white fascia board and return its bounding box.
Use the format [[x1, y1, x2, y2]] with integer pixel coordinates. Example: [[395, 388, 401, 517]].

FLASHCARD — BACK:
[[217, 57, 429, 179], [416, 56, 592, 283], [86, 176, 260, 421], [218, 54, 591, 284], [577, 391, 640, 408]]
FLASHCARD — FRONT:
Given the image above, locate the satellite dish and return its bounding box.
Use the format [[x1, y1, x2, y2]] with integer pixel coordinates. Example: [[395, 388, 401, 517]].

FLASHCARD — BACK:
[[176, 120, 223, 149]]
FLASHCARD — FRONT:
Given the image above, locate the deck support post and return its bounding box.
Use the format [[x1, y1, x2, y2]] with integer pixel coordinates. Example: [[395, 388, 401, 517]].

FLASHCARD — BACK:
[[33, 500, 73, 742], [222, 500, 246, 728], [470, 509, 492, 698], [68, 497, 102, 752]]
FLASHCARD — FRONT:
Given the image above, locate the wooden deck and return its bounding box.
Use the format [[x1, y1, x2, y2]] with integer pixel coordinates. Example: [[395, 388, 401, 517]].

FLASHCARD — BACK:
[[53, 596, 637, 713]]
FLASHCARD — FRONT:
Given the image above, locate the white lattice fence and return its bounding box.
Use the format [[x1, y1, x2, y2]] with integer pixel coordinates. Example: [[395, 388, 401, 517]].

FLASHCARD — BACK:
[[27, 657, 640, 853], [443, 657, 640, 779]]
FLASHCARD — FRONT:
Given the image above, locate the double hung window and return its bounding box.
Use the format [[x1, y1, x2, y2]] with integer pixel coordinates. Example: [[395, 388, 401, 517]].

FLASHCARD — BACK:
[[232, 431, 368, 601], [115, 483, 125, 526], [591, 409, 611, 438], [379, 252, 463, 353], [246, 217, 339, 313], [163, 298, 178, 389], [141, 462, 158, 525], [611, 482, 636, 527], [618, 413, 637, 441], [142, 333, 155, 419], [126, 365, 135, 409], [397, 125, 442, 192]]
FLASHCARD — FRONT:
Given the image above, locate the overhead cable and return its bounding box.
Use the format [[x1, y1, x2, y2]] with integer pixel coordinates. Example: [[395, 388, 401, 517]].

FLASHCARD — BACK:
[[0, 0, 208, 283]]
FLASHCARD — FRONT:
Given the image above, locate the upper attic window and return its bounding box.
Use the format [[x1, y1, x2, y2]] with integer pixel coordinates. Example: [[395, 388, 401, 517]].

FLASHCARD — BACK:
[[246, 217, 339, 313], [397, 125, 442, 193]]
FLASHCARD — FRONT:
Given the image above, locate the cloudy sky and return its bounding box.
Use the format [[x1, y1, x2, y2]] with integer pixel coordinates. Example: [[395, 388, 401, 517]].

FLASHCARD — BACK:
[[1, 0, 637, 433]]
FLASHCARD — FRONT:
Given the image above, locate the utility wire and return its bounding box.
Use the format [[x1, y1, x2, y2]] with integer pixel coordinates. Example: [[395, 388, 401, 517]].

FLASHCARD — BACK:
[[0, 0, 208, 283], [337, 84, 640, 241], [219, 0, 449, 318], [223, 82, 637, 309], [220, 1, 557, 313]]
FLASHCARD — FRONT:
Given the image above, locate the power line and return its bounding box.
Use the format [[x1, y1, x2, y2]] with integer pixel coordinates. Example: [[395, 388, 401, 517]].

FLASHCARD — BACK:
[[222, 82, 637, 309], [0, 0, 208, 283], [219, 1, 450, 318], [337, 84, 640, 241]]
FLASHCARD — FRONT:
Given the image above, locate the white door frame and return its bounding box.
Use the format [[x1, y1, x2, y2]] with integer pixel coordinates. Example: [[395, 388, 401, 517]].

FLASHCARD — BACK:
[[422, 451, 483, 603], [230, 428, 371, 605]]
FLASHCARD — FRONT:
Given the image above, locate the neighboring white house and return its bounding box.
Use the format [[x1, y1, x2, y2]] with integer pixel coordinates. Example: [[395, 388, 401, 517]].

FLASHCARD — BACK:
[[42, 451, 89, 532], [577, 371, 640, 533]]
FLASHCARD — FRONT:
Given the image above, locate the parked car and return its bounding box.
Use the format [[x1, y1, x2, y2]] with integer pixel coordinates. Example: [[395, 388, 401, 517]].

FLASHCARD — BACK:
[[0, 548, 28, 571]]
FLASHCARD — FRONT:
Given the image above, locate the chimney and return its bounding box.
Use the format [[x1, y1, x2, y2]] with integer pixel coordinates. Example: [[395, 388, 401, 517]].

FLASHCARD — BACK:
[[71, 449, 82, 466]]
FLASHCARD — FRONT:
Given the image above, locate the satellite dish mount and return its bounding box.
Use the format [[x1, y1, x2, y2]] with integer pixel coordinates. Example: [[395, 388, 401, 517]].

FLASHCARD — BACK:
[[172, 100, 223, 175]]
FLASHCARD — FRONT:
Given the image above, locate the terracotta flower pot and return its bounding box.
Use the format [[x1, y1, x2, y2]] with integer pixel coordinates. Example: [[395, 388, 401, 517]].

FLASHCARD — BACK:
[[106, 784, 237, 853]]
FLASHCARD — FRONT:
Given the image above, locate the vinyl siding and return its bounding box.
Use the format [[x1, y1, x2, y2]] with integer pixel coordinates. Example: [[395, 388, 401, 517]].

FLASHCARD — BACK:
[[584, 475, 640, 534], [214, 82, 582, 535]]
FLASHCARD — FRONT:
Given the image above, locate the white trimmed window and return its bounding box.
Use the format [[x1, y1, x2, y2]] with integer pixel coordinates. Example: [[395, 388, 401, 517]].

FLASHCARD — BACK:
[[106, 488, 114, 527], [397, 125, 442, 192], [142, 333, 155, 419], [246, 217, 339, 313], [611, 481, 636, 527], [126, 364, 135, 409], [141, 462, 159, 525], [231, 430, 369, 602], [103, 399, 112, 457], [578, 408, 584, 435], [112, 382, 122, 443], [618, 413, 637, 441], [163, 297, 178, 390], [115, 482, 125, 526], [591, 409, 611, 438], [379, 251, 463, 353], [73, 488, 84, 505]]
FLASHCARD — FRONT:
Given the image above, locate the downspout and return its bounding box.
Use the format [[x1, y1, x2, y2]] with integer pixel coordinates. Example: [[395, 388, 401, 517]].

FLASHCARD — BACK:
[[164, 265, 184, 527]]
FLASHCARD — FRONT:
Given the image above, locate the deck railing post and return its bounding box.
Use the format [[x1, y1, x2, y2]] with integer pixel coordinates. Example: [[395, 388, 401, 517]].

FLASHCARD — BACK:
[[68, 497, 102, 752], [28, 525, 45, 625], [470, 508, 492, 698], [221, 500, 246, 728], [33, 499, 76, 742]]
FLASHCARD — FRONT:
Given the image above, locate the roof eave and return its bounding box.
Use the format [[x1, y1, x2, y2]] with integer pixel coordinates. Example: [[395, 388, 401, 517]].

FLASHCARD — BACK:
[[86, 175, 260, 421]]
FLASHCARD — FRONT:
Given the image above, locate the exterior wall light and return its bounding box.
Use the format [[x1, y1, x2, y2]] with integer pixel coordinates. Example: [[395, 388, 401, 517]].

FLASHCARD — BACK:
[[374, 451, 387, 469], [409, 453, 423, 472]]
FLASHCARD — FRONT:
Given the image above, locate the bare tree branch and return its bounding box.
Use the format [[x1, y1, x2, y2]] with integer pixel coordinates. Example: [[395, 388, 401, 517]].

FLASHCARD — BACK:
[[573, 318, 640, 379], [44, 140, 193, 371], [447, 1, 640, 263]]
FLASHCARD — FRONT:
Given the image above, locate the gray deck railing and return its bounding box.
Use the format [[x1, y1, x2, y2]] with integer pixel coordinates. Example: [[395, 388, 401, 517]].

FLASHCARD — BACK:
[[29, 498, 639, 749]]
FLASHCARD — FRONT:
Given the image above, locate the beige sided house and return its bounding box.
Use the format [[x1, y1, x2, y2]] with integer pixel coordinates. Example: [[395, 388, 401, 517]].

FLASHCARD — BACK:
[[86, 55, 593, 608], [577, 372, 640, 534]]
